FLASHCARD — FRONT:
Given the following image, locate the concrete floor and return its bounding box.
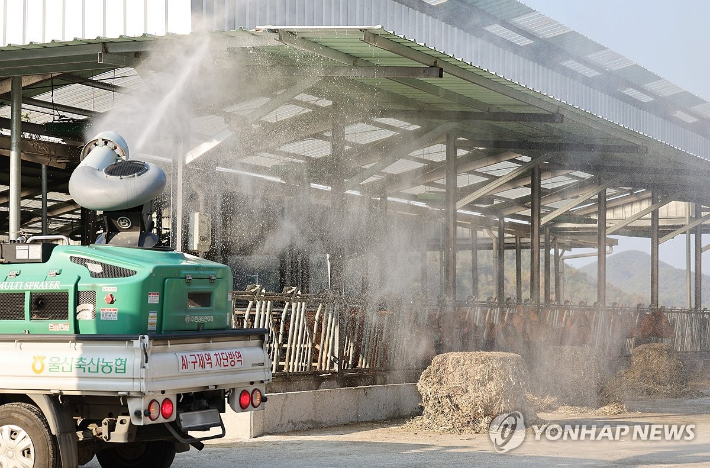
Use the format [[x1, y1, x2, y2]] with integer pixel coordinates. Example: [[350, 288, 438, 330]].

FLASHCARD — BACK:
[[85, 394, 710, 467]]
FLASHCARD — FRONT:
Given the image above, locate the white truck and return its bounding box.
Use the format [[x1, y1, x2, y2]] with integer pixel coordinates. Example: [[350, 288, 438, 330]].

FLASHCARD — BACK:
[[0, 329, 270, 467], [0, 132, 272, 467]]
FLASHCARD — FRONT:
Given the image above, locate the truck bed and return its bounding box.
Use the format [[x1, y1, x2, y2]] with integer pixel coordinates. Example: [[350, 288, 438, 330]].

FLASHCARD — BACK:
[[0, 329, 270, 396]]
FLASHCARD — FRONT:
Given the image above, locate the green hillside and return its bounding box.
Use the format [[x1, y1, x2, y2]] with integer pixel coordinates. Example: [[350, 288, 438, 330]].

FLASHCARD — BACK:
[[579, 250, 710, 308]]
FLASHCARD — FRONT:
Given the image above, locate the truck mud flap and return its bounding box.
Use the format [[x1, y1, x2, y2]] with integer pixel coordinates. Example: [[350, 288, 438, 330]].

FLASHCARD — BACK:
[[164, 410, 225, 448]]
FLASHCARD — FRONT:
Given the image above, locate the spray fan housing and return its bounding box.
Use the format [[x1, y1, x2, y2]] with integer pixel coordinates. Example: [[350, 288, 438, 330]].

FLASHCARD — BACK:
[[69, 131, 167, 247]]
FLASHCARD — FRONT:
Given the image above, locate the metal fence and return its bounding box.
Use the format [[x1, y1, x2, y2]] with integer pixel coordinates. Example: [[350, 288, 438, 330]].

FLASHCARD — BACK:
[[232, 288, 710, 376]]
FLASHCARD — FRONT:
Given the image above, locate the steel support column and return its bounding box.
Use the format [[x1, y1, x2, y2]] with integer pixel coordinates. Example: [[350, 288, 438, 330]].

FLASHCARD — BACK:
[[554, 237, 562, 303], [687, 204, 692, 308], [330, 118, 346, 296], [530, 164, 541, 303], [301, 252, 310, 294], [544, 226, 551, 303], [651, 192, 659, 306], [471, 227, 479, 299], [331, 110, 347, 376], [444, 133, 457, 303], [696, 204, 703, 310], [278, 253, 287, 291], [289, 243, 298, 288], [497, 219, 505, 303], [9, 76, 21, 240], [515, 235, 522, 302], [421, 212, 428, 296], [41, 164, 48, 235], [597, 184, 607, 305]]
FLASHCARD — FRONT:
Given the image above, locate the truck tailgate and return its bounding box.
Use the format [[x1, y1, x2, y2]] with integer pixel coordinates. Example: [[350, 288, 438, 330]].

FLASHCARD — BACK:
[[0, 329, 270, 396], [144, 330, 270, 393]]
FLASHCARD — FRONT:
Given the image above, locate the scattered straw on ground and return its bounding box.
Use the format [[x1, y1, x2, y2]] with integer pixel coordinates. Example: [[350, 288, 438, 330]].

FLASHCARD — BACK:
[[603, 343, 689, 400], [550, 402, 627, 416], [408, 352, 536, 434], [595, 401, 627, 415]]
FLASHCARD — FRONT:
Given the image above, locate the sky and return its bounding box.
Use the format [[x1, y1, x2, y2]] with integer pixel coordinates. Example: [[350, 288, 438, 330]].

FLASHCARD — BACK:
[[521, 0, 710, 271]]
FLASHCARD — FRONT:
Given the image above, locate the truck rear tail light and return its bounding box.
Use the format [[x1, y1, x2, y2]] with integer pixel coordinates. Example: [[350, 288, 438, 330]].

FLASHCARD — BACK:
[[161, 398, 174, 419], [238, 390, 250, 410], [251, 389, 262, 408], [147, 399, 160, 421]]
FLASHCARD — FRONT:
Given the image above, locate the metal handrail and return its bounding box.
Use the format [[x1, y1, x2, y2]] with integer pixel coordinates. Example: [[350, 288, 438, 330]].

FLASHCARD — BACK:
[[25, 235, 71, 245]]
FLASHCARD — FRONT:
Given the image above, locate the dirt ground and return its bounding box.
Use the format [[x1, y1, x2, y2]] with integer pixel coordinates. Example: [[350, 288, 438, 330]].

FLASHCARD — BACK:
[[85, 371, 710, 467]]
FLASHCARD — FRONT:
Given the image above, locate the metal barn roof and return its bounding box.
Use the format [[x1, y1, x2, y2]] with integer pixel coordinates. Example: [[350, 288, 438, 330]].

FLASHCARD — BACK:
[[0, 27, 707, 247]]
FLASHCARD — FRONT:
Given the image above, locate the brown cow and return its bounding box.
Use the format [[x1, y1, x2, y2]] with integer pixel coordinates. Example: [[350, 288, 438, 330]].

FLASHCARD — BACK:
[[562, 310, 592, 346], [495, 307, 525, 355], [636, 307, 674, 344]]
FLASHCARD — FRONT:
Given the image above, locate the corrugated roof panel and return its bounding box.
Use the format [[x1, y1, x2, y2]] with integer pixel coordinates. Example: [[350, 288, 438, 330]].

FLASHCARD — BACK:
[[47, 192, 72, 202], [458, 173, 488, 187], [545, 199, 573, 209], [642, 79, 683, 97], [401, 185, 441, 195], [546, 30, 603, 56], [584, 49, 635, 71], [372, 117, 420, 130], [483, 24, 534, 46], [541, 176, 576, 189], [673, 111, 699, 124], [294, 93, 332, 107], [510, 12, 571, 39], [381, 159, 424, 174], [410, 143, 446, 162], [241, 152, 303, 167], [261, 104, 310, 123], [462, 0, 532, 21], [570, 171, 594, 179], [478, 160, 520, 176], [345, 123, 397, 144], [495, 187, 530, 199], [32, 83, 132, 113], [620, 88, 654, 103], [279, 138, 331, 158], [691, 103, 710, 119]]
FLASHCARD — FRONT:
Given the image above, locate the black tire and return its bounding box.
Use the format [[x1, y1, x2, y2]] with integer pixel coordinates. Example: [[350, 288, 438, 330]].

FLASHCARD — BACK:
[[0, 402, 60, 468], [96, 441, 176, 468]]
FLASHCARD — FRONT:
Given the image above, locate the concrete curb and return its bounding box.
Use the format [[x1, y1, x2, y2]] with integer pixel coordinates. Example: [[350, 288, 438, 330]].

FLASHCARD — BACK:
[[221, 383, 422, 439]]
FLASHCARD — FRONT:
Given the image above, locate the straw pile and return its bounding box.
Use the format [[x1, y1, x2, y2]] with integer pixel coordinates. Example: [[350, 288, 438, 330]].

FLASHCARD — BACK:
[[528, 346, 604, 407], [410, 352, 536, 434], [603, 343, 688, 399]]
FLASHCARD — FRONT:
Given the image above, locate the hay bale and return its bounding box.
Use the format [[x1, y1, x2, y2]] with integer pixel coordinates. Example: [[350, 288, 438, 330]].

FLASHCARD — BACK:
[[529, 346, 604, 407], [413, 351, 535, 434], [604, 343, 688, 399]]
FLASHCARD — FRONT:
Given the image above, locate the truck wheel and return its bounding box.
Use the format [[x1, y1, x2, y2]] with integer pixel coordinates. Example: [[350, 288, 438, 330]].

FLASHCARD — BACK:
[[0, 402, 60, 468], [96, 441, 176, 468]]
